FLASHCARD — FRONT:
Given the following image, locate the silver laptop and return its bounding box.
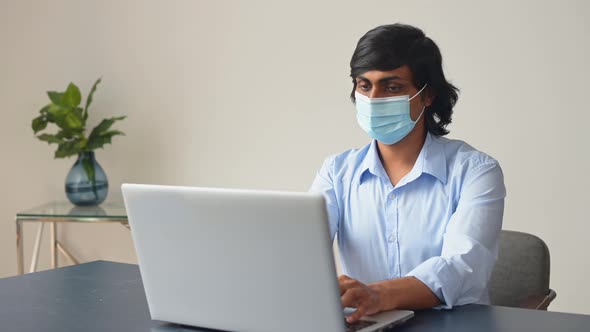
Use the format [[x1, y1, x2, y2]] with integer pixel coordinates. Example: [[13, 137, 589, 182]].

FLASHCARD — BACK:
[[122, 183, 413, 332]]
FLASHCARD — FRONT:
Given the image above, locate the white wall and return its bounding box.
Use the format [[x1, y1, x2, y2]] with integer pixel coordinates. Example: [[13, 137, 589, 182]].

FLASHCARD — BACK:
[[1, 0, 589, 314]]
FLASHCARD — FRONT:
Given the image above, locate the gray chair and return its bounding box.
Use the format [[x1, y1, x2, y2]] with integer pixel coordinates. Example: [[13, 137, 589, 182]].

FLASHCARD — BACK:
[[489, 230, 557, 310]]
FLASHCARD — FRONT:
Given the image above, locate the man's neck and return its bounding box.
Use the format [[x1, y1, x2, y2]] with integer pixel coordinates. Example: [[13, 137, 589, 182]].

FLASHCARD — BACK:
[[376, 125, 427, 186]]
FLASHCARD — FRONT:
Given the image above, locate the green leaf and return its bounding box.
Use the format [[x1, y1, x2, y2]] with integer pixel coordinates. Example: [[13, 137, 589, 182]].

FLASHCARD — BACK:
[[47, 104, 69, 119], [103, 130, 125, 137], [37, 134, 65, 144], [86, 136, 110, 150], [90, 116, 126, 136], [73, 107, 83, 121], [84, 78, 101, 121], [77, 137, 88, 150], [55, 129, 78, 140], [54, 141, 82, 158], [39, 104, 50, 115], [88, 116, 126, 141], [86, 130, 124, 150], [47, 91, 64, 105], [47, 104, 84, 131], [64, 112, 83, 129], [75, 139, 87, 150], [62, 83, 82, 107], [90, 135, 113, 150], [32, 115, 48, 133]]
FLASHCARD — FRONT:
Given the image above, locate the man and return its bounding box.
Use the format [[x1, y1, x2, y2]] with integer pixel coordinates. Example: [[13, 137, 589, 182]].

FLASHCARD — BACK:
[[310, 23, 506, 323]]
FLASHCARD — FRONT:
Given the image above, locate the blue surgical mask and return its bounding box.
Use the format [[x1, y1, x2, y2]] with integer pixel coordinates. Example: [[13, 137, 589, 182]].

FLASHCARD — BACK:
[[355, 84, 427, 145]]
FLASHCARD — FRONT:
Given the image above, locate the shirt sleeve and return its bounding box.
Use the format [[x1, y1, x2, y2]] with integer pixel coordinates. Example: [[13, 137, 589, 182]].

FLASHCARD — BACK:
[[309, 156, 340, 242], [406, 162, 506, 309]]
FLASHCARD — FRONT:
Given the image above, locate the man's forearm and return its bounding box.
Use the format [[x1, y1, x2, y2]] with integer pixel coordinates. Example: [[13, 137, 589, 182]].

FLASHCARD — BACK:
[[369, 276, 441, 311]]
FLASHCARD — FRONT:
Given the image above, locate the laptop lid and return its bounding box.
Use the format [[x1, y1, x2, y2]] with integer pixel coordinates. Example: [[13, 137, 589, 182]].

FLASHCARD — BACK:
[[122, 183, 345, 332]]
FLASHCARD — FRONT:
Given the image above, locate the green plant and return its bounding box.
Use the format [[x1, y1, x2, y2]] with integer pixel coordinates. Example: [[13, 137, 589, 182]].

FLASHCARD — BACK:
[[31, 78, 125, 198], [32, 78, 126, 158]]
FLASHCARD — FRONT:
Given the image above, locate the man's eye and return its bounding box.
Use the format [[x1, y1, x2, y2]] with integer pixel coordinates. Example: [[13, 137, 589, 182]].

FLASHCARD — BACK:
[[386, 86, 402, 93], [358, 84, 370, 91]]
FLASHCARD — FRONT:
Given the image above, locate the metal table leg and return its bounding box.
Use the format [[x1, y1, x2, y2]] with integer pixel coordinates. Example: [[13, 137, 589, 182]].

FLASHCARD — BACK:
[[50, 222, 57, 269], [15, 214, 127, 275], [16, 218, 23, 275], [29, 223, 45, 273], [57, 242, 79, 264]]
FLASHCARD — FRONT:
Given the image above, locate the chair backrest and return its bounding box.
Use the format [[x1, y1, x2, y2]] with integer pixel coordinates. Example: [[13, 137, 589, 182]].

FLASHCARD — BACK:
[[489, 230, 552, 308]]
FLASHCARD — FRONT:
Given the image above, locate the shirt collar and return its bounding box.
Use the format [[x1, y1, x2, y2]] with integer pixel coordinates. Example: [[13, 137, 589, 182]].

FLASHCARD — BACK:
[[358, 140, 388, 185], [358, 133, 447, 185], [420, 133, 448, 184]]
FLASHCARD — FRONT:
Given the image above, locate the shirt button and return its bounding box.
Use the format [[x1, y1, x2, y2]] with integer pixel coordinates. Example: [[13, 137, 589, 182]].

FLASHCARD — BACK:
[[388, 234, 397, 242], [389, 194, 395, 200]]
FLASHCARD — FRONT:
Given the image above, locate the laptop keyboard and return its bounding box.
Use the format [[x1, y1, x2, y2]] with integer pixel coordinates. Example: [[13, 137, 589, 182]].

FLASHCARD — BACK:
[[345, 319, 377, 332]]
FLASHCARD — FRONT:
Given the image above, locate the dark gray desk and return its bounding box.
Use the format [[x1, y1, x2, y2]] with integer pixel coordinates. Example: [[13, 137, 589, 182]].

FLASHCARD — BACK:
[[1, 261, 588, 332]]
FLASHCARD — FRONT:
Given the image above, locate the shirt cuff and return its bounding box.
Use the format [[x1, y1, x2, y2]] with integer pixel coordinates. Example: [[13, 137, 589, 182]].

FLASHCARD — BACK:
[[406, 256, 457, 309]]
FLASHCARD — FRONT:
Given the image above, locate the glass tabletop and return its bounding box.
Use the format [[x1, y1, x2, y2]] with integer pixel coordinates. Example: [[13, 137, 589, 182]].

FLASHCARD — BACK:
[[17, 201, 127, 219]]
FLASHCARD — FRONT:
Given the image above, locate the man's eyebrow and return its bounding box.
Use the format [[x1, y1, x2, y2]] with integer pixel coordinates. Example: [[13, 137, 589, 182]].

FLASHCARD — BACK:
[[356, 75, 407, 83]]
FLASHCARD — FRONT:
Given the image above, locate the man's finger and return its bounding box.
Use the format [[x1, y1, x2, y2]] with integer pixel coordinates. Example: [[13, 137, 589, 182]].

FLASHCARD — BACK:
[[346, 299, 368, 323], [341, 288, 365, 308], [338, 275, 360, 295], [338, 275, 352, 282]]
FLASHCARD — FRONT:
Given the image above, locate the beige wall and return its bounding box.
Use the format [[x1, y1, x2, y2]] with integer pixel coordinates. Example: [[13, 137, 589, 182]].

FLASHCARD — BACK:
[[1, 0, 589, 314]]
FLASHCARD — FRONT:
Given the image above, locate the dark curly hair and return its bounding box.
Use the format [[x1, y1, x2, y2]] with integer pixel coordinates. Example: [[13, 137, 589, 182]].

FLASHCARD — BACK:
[[350, 23, 459, 136]]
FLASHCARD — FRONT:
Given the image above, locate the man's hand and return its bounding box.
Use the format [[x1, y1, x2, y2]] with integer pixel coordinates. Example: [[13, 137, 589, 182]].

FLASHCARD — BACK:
[[339, 275, 383, 323], [340, 275, 442, 323]]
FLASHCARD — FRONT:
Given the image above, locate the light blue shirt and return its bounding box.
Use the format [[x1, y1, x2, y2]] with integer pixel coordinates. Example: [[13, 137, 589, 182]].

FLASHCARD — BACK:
[[310, 133, 506, 308]]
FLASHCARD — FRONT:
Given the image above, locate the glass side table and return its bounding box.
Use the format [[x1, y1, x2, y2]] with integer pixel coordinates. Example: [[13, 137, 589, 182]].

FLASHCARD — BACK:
[[16, 201, 128, 275]]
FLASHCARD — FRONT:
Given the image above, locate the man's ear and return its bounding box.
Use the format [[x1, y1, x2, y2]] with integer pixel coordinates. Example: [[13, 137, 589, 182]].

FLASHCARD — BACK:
[[423, 89, 435, 107]]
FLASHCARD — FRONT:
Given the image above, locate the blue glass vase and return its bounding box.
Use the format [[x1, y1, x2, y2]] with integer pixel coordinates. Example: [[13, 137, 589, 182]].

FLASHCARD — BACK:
[[65, 151, 108, 206]]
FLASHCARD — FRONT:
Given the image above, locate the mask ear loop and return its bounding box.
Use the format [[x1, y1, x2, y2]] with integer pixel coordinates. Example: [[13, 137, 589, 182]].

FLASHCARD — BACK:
[[409, 83, 428, 101], [410, 84, 428, 123], [413, 106, 426, 123]]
